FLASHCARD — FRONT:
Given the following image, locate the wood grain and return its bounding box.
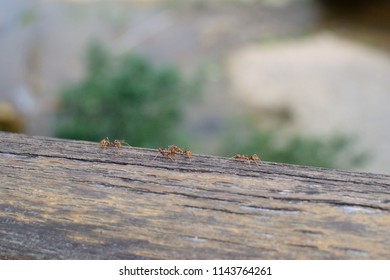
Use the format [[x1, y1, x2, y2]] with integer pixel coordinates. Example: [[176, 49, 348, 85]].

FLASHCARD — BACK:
[[0, 132, 389, 259]]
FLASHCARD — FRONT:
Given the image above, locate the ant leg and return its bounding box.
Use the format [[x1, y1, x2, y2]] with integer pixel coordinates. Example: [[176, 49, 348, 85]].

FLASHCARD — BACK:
[[153, 148, 174, 161], [152, 149, 163, 161]]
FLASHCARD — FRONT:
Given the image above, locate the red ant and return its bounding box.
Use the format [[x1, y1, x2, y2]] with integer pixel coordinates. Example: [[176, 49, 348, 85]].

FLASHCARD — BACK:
[[154, 147, 174, 160], [234, 154, 260, 161], [168, 145, 183, 154], [154, 145, 192, 160], [248, 154, 260, 161], [99, 137, 111, 148], [233, 153, 261, 166], [99, 137, 130, 148], [183, 147, 192, 158], [167, 145, 183, 157]]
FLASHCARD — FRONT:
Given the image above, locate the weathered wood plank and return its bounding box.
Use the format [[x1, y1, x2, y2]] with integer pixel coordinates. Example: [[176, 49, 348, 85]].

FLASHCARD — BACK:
[[0, 132, 389, 259]]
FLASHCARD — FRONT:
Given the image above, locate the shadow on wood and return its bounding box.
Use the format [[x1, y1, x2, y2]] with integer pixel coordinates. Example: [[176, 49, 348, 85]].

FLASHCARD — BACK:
[[0, 132, 389, 259]]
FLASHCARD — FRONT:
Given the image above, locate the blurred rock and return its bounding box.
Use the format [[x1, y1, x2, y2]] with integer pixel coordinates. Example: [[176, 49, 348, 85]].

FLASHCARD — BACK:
[[228, 32, 390, 174]]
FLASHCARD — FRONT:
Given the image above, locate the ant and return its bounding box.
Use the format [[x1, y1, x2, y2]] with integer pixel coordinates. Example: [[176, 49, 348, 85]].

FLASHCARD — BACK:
[[111, 139, 130, 148], [154, 145, 192, 160], [183, 147, 192, 158], [99, 137, 130, 148], [233, 154, 261, 166], [168, 145, 184, 155], [154, 147, 174, 161], [99, 137, 111, 148], [250, 154, 260, 161], [234, 154, 260, 161], [111, 139, 123, 148]]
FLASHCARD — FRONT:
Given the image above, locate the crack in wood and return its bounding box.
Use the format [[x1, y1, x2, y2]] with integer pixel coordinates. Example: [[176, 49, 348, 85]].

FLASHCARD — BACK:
[[287, 243, 320, 250], [182, 204, 248, 215], [240, 205, 302, 213]]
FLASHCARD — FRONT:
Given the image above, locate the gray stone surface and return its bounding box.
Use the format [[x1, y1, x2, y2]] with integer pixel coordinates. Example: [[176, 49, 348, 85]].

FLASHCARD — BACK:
[[228, 32, 390, 174]]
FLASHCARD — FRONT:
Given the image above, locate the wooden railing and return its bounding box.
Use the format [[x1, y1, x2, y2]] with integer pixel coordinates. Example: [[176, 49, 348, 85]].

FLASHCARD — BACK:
[[0, 132, 389, 259]]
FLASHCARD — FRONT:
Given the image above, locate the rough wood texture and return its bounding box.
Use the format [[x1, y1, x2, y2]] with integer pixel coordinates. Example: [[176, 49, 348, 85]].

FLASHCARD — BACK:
[[0, 132, 389, 259]]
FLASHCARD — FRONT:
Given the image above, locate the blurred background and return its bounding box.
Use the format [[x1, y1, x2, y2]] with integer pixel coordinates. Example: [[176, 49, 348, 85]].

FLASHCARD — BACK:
[[0, 0, 389, 174]]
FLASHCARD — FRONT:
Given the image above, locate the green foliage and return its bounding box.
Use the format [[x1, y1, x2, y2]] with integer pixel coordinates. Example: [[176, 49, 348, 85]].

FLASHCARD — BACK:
[[55, 42, 190, 147], [219, 118, 369, 170]]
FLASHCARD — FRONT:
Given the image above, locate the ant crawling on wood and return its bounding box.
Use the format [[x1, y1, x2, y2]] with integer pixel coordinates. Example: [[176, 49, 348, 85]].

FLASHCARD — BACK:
[[233, 154, 260, 161], [99, 137, 130, 148], [154, 145, 192, 160], [167, 145, 183, 157], [250, 154, 260, 161], [155, 147, 173, 160], [111, 139, 130, 148], [111, 139, 122, 148], [232, 154, 261, 166], [183, 147, 192, 158], [168, 145, 192, 158], [99, 137, 111, 148]]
